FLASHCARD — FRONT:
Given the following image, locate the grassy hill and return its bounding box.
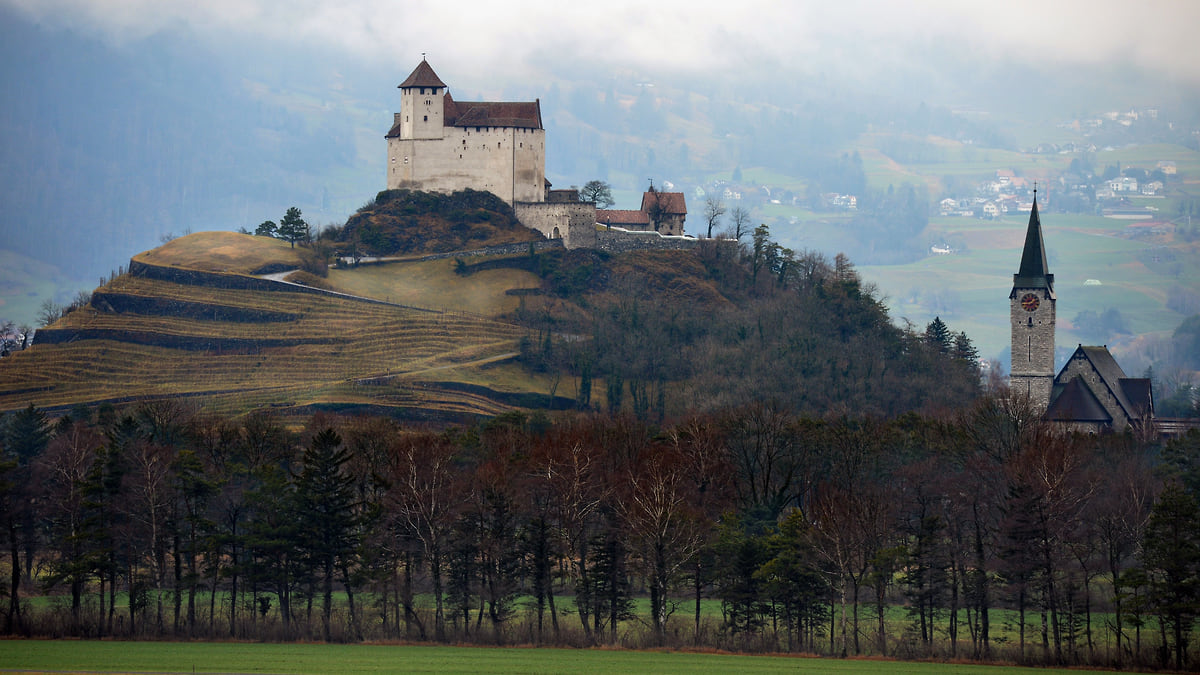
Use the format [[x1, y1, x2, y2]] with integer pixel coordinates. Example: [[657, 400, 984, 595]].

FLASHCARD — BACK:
[[0, 230, 564, 422]]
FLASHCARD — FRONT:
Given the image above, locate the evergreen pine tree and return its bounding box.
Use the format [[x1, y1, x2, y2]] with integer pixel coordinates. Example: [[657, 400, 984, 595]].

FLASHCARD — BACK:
[[953, 331, 980, 364], [295, 427, 361, 640], [277, 207, 308, 249], [925, 317, 952, 354]]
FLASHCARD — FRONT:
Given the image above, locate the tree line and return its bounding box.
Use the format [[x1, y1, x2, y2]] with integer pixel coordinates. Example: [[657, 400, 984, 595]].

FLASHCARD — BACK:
[[2, 398, 1199, 668]]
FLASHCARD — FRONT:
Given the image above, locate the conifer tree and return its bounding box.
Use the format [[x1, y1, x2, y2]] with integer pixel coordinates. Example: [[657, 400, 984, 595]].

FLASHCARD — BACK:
[[277, 207, 308, 249], [295, 427, 361, 641], [924, 317, 952, 354]]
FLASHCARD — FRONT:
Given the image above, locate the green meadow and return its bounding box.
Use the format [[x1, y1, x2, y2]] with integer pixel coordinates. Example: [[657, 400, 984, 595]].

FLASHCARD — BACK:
[[859, 212, 1197, 360], [0, 640, 1118, 675]]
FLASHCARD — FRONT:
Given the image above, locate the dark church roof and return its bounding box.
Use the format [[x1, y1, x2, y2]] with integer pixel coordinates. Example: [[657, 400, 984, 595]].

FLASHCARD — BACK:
[[399, 60, 447, 89], [1012, 197, 1055, 295], [1046, 378, 1112, 423]]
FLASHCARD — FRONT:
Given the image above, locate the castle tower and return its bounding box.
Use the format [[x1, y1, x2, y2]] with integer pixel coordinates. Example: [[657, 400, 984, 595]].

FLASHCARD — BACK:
[[396, 58, 446, 141], [1010, 194, 1056, 411]]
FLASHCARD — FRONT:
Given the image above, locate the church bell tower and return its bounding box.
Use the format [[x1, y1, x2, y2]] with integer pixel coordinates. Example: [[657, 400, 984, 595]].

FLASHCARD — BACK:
[[1010, 193, 1056, 412]]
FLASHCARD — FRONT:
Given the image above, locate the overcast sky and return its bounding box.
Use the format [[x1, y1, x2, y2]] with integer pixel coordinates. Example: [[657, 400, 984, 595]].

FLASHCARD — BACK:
[[7, 0, 1200, 89]]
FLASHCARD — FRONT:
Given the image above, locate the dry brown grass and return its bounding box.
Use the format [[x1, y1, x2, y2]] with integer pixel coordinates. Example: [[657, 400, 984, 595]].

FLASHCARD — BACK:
[[325, 258, 540, 317], [134, 231, 303, 274], [0, 270, 530, 418]]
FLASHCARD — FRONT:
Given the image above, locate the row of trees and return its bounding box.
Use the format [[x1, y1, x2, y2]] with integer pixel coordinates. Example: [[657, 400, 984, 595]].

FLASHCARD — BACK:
[[2, 398, 1199, 667]]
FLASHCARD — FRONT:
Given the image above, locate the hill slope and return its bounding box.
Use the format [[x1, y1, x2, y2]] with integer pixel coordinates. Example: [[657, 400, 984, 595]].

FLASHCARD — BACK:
[[0, 231, 560, 422], [0, 201, 985, 422]]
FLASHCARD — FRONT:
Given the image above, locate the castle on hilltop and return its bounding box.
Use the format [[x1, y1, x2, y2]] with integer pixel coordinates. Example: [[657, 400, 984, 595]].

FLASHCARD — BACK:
[[385, 59, 546, 204], [1009, 196, 1157, 435], [385, 59, 695, 251]]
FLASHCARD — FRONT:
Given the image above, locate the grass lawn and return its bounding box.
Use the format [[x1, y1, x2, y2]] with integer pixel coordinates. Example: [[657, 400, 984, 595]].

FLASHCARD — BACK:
[[326, 258, 540, 317], [0, 640, 1119, 675], [858, 211, 1198, 360], [134, 232, 303, 275]]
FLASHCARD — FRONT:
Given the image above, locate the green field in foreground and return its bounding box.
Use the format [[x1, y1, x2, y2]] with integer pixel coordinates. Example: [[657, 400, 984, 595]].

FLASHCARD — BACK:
[[0, 640, 1115, 674]]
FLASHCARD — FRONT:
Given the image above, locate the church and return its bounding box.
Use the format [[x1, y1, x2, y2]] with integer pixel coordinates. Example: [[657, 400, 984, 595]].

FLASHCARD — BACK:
[[1009, 196, 1155, 434]]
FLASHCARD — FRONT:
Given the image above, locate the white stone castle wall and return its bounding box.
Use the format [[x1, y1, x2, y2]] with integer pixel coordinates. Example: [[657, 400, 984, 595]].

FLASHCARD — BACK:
[[514, 202, 596, 249], [387, 126, 545, 204]]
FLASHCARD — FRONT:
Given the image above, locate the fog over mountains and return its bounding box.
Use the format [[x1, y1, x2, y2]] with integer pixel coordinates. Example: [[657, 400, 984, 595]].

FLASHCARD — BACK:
[[2, 0, 1198, 326]]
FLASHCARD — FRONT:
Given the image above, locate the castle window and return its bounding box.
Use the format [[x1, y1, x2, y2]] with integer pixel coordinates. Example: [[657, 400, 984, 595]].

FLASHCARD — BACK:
[[404, 156, 409, 164], [423, 115, 428, 122]]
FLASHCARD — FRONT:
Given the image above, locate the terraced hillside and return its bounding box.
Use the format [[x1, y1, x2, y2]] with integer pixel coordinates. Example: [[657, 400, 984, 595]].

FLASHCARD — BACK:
[[0, 233, 560, 422]]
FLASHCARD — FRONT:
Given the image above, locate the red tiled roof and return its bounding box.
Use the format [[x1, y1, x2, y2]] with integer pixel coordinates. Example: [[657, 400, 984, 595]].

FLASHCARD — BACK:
[[597, 209, 650, 226], [399, 60, 447, 89], [444, 94, 542, 130], [641, 191, 687, 215]]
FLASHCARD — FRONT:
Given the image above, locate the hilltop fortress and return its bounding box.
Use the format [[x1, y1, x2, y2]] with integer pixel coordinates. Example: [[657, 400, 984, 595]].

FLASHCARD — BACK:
[[386, 59, 695, 251]]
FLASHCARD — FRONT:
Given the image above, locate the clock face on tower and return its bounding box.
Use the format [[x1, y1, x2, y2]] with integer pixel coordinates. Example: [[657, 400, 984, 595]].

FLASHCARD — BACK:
[[1020, 293, 1040, 312]]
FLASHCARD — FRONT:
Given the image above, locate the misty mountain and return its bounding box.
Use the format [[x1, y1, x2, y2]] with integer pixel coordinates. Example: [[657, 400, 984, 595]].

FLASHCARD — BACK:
[[0, 9, 379, 301]]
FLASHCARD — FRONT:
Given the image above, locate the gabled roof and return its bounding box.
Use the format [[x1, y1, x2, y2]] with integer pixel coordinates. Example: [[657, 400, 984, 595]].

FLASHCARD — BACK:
[[399, 60, 447, 89], [1012, 196, 1054, 294], [1046, 378, 1112, 423], [444, 94, 542, 129], [597, 209, 650, 226], [1120, 378, 1154, 418], [1050, 345, 1155, 426], [641, 191, 687, 215]]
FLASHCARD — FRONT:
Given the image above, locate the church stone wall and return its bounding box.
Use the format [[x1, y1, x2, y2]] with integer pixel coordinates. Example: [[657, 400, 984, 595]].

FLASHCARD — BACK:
[[1010, 286, 1056, 411]]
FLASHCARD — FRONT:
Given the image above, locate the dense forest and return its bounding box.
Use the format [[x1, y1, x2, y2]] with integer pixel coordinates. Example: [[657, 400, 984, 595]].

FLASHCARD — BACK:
[[505, 228, 982, 420], [2, 399, 1199, 669]]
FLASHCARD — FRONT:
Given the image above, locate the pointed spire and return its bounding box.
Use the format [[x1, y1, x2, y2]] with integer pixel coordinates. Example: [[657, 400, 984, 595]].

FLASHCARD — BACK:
[[1013, 193, 1055, 293]]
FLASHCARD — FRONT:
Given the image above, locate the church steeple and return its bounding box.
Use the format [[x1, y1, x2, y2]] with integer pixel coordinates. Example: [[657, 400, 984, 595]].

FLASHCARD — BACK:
[[1013, 194, 1054, 295], [1009, 191, 1057, 412]]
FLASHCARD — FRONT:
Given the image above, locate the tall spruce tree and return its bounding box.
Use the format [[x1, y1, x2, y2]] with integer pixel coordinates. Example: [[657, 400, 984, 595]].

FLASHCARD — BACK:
[[1141, 483, 1200, 670], [295, 427, 361, 640], [925, 317, 952, 354]]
